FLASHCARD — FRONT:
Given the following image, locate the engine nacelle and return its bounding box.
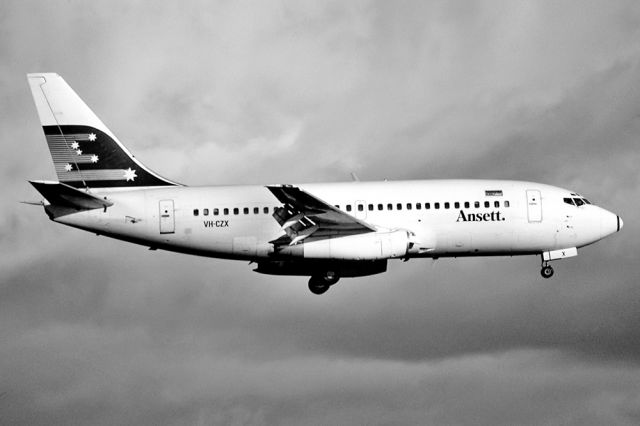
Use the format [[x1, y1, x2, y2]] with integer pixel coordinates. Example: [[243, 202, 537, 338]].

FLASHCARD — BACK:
[[275, 230, 410, 260], [254, 259, 387, 277]]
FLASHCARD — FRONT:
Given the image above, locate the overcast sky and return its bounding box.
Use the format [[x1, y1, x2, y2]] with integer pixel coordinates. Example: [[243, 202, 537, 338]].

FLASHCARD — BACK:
[[1, 0, 639, 424]]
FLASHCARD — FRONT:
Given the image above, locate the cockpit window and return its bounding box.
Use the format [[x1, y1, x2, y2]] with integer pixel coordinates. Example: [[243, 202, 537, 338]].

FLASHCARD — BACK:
[[565, 197, 592, 206]]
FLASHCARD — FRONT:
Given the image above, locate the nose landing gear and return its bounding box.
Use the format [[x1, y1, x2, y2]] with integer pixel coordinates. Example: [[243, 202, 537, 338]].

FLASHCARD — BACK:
[[540, 264, 554, 278], [540, 256, 554, 279]]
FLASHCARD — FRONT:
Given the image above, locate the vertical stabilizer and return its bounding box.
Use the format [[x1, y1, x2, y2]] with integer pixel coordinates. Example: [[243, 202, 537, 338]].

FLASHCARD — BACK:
[[27, 73, 180, 188]]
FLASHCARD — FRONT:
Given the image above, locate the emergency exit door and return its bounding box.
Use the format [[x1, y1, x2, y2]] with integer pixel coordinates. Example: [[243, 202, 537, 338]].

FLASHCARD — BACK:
[[526, 190, 542, 222], [159, 200, 175, 234]]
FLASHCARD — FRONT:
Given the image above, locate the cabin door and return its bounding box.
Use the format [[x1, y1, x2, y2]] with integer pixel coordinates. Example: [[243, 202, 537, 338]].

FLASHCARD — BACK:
[[526, 190, 542, 223], [159, 200, 175, 234]]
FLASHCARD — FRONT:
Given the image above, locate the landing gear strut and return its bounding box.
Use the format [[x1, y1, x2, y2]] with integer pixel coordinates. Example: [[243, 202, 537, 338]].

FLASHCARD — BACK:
[[308, 271, 340, 295], [540, 262, 554, 279]]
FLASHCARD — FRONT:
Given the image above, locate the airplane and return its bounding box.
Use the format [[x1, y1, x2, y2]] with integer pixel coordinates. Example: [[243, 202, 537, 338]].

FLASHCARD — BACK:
[[25, 73, 623, 294]]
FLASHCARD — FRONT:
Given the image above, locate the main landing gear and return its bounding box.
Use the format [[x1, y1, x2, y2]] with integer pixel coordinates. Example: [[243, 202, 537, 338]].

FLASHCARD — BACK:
[[308, 271, 340, 295]]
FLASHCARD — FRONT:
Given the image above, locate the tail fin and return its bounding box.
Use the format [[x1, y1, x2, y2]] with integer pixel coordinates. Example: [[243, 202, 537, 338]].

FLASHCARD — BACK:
[[27, 73, 180, 188]]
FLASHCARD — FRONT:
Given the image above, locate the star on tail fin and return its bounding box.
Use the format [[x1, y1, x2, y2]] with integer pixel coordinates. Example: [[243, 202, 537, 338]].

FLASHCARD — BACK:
[[27, 73, 180, 188]]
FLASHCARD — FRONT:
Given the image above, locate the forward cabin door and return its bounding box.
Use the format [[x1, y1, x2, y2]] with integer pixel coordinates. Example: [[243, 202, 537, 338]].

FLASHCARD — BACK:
[[159, 200, 175, 234], [526, 190, 542, 223]]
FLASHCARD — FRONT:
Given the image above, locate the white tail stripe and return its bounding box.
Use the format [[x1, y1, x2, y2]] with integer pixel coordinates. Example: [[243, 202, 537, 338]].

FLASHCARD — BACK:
[[57, 169, 131, 181], [46, 134, 96, 142], [51, 155, 97, 164]]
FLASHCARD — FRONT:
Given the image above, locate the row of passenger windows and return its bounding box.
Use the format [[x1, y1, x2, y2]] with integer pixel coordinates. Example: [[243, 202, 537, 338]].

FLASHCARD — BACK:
[[338, 200, 510, 212], [194, 206, 274, 216], [193, 200, 510, 216]]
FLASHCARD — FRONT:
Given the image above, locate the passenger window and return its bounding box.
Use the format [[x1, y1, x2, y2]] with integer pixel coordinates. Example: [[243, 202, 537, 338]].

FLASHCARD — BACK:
[[483, 201, 489, 208], [213, 208, 219, 216], [474, 201, 480, 208], [346, 205, 352, 212], [233, 208, 239, 215], [494, 201, 500, 208], [425, 203, 430, 209], [397, 203, 402, 211], [444, 202, 450, 209], [504, 201, 510, 208], [464, 202, 470, 208], [368, 204, 374, 211], [378, 204, 383, 211], [253, 207, 259, 214], [203, 208, 209, 216], [454, 202, 460, 208], [223, 208, 229, 215], [407, 203, 412, 210], [387, 203, 393, 210], [416, 203, 422, 210], [263, 207, 269, 214], [435, 202, 440, 209], [193, 209, 199, 216], [358, 204, 364, 212]]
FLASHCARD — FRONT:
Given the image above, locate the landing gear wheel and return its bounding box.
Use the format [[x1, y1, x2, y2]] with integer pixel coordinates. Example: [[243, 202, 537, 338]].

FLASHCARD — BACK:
[[323, 270, 339, 285], [308, 277, 331, 295], [540, 265, 554, 279]]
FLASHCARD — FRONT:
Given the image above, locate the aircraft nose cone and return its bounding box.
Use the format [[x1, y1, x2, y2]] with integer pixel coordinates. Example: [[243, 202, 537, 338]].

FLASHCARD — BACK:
[[599, 209, 621, 239]]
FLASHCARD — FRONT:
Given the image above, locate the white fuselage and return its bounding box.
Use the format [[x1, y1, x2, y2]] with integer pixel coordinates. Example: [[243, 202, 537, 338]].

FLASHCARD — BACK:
[[49, 179, 620, 262]]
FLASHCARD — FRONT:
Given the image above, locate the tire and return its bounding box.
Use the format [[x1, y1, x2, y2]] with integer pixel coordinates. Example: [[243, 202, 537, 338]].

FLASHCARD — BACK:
[[322, 270, 339, 285], [308, 277, 331, 295], [540, 266, 554, 279]]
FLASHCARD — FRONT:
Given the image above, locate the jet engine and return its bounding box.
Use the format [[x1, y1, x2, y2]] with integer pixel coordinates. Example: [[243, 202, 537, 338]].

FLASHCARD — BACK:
[[274, 230, 410, 260]]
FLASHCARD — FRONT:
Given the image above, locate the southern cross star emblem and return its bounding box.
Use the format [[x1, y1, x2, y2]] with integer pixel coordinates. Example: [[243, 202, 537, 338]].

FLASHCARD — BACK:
[[90, 155, 99, 163], [123, 168, 137, 181], [88, 133, 97, 141], [64, 163, 73, 171], [70, 141, 79, 150], [76, 149, 82, 155]]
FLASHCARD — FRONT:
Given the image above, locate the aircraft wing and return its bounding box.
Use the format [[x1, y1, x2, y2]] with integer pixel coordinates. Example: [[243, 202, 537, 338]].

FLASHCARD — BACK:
[[267, 184, 376, 245]]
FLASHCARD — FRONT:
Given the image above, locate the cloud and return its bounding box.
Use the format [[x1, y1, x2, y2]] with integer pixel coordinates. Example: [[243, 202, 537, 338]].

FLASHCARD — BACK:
[[2, 0, 640, 424]]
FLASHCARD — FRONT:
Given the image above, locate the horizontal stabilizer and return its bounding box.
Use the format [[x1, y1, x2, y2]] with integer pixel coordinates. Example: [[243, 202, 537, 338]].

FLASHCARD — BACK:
[[29, 180, 113, 210]]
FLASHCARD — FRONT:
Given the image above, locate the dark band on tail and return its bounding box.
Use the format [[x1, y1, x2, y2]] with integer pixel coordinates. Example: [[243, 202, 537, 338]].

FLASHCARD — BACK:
[[43, 125, 178, 188]]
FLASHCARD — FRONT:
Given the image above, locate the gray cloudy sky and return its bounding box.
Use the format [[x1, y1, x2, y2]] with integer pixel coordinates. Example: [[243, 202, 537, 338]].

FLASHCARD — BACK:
[[1, 0, 639, 424]]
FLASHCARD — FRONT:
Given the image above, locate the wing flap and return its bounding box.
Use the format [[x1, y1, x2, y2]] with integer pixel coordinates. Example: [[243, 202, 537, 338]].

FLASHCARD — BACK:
[[267, 185, 376, 245]]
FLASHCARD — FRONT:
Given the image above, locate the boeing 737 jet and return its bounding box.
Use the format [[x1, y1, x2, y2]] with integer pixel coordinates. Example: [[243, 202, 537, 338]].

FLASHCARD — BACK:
[[26, 73, 623, 294]]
